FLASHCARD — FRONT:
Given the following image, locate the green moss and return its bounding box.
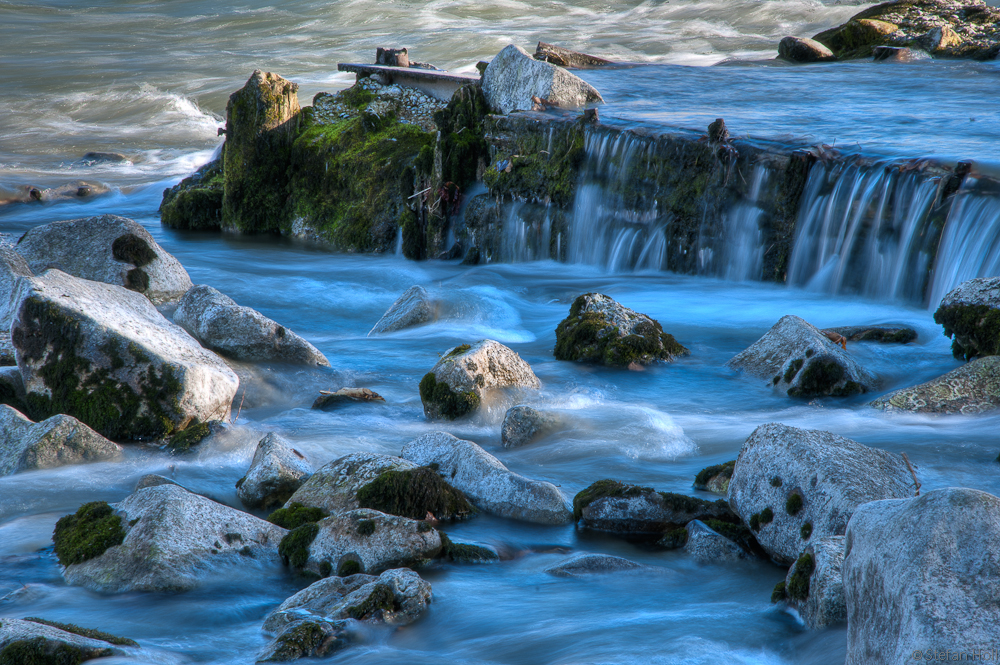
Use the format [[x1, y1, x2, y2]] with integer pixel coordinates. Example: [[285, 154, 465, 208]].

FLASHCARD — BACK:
[[693, 460, 735, 490], [277, 523, 319, 570], [165, 420, 211, 453], [770, 476, 783, 487], [434, 85, 491, 191], [786, 552, 815, 601], [483, 120, 586, 208], [771, 580, 787, 604], [786, 492, 803, 516], [337, 559, 362, 577], [356, 466, 475, 520], [319, 561, 333, 577], [658, 492, 734, 522], [23, 618, 137, 647], [418, 372, 480, 420], [262, 620, 347, 662], [110, 234, 156, 267], [268, 503, 329, 530], [801, 522, 813, 539], [356, 519, 376, 536], [159, 157, 226, 231], [438, 531, 500, 563], [934, 303, 1000, 361], [783, 358, 804, 383], [52, 502, 125, 567], [702, 519, 761, 555], [345, 583, 398, 620], [445, 344, 471, 359], [0, 637, 113, 665], [749, 507, 774, 532], [573, 479, 652, 521], [658, 527, 689, 549], [786, 357, 846, 398]]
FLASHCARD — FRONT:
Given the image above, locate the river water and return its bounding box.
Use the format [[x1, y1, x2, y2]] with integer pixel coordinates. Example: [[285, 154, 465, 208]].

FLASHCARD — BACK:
[[2, 1, 1000, 664]]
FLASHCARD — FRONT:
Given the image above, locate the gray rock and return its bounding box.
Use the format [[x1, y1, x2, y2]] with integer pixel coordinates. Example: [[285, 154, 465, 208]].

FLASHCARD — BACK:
[[0, 404, 122, 476], [439, 536, 500, 563], [0, 618, 139, 661], [237, 432, 313, 510], [683, 520, 752, 564], [284, 452, 418, 515], [727, 423, 914, 564], [727, 315, 877, 397], [694, 460, 735, 494], [870, 356, 1000, 415], [263, 568, 432, 633], [63, 484, 286, 593], [779, 535, 846, 629], [0, 365, 25, 404], [0, 334, 15, 366], [482, 44, 603, 114], [0, 245, 33, 332], [368, 285, 436, 335], [134, 473, 182, 491], [534, 41, 615, 68], [843, 488, 1000, 664], [14, 214, 192, 304], [575, 480, 735, 535], [10, 270, 239, 441], [299, 508, 441, 577], [312, 387, 385, 411], [401, 431, 572, 524], [500, 405, 557, 448], [257, 619, 351, 662], [934, 276, 1000, 360], [545, 553, 645, 577], [174, 284, 329, 366], [419, 340, 540, 420], [778, 36, 836, 62]]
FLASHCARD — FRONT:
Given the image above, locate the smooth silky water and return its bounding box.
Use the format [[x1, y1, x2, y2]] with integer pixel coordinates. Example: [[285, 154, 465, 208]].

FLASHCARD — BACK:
[[3, 1, 1000, 663]]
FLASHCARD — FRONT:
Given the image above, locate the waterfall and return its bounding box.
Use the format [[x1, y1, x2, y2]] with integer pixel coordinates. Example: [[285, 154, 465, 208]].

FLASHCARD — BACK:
[[722, 166, 768, 281], [499, 201, 551, 262]]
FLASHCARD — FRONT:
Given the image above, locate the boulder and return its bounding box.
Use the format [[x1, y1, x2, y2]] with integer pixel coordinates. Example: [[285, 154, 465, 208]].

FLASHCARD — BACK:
[[694, 460, 735, 494], [843, 488, 1000, 664], [500, 405, 558, 448], [554, 293, 688, 367], [58, 485, 286, 593], [236, 432, 313, 510], [263, 568, 432, 633], [0, 246, 33, 331], [681, 519, 754, 564], [934, 277, 1000, 360], [0, 404, 122, 476], [727, 423, 914, 564], [257, 619, 351, 662], [823, 324, 917, 344], [174, 284, 329, 366], [777, 36, 836, 62], [285, 452, 418, 516], [869, 356, 1000, 415], [160, 158, 224, 231], [368, 285, 436, 335], [727, 315, 877, 397], [774, 535, 846, 629], [10, 270, 239, 441], [418, 340, 540, 420], [401, 432, 572, 524], [0, 618, 139, 662], [312, 387, 385, 411], [545, 553, 645, 577], [573, 479, 736, 535], [134, 473, 182, 491], [438, 534, 500, 563], [14, 214, 193, 304], [280, 508, 441, 577], [482, 44, 603, 114]]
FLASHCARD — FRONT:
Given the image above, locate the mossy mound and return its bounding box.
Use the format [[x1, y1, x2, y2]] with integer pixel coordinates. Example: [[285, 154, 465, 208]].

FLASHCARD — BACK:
[[437, 532, 500, 563], [267, 503, 329, 530], [786, 552, 815, 601], [0, 636, 113, 665], [658, 528, 689, 550], [262, 620, 348, 662], [572, 479, 652, 521], [554, 293, 688, 367], [418, 372, 480, 420], [701, 519, 763, 557], [934, 303, 1000, 361], [23, 619, 137, 648], [345, 583, 398, 620], [356, 466, 475, 521], [52, 501, 125, 567], [165, 420, 211, 453], [277, 522, 319, 570], [434, 85, 491, 192], [159, 158, 224, 231], [693, 460, 736, 491]]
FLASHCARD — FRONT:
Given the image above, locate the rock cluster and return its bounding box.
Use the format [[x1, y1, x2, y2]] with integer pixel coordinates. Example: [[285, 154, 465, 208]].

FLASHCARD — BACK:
[[311, 77, 447, 133]]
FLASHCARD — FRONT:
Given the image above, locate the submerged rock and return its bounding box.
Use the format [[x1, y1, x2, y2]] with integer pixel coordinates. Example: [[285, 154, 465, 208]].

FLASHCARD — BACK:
[[554, 293, 688, 367], [545, 553, 645, 577], [933, 276, 1000, 360], [401, 431, 572, 524], [681, 519, 754, 564], [727, 423, 914, 564], [0, 618, 139, 662], [727, 315, 877, 397], [236, 433, 313, 510], [174, 284, 329, 366], [869, 355, 1000, 414], [14, 214, 193, 304], [257, 619, 351, 662], [419, 340, 540, 420], [843, 488, 1000, 663], [160, 158, 224, 231], [777, 36, 837, 62], [500, 405, 558, 448], [573, 479, 736, 535], [312, 387, 385, 410], [10, 270, 239, 441], [534, 41, 615, 67], [368, 285, 436, 335], [774, 535, 846, 629], [482, 44, 603, 114], [0, 404, 121, 476], [59, 485, 286, 593], [824, 324, 917, 344]]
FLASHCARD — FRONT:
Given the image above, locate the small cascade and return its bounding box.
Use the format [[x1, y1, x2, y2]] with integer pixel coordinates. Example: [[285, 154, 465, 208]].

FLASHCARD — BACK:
[[929, 177, 1000, 305], [499, 202, 551, 262], [722, 165, 768, 281]]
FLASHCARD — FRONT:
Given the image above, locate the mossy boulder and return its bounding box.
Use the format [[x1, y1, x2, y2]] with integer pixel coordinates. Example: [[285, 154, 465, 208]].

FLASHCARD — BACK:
[[693, 460, 736, 494], [236, 432, 313, 510], [554, 293, 688, 367], [419, 340, 540, 420], [159, 157, 224, 230], [778, 536, 846, 628], [869, 355, 1000, 414], [256, 619, 350, 662], [356, 465, 475, 521], [0, 404, 121, 477], [52, 501, 126, 567], [437, 532, 500, 563], [268, 502, 329, 530], [283, 452, 420, 517], [934, 277, 1000, 360], [9, 270, 239, 441], [0, 618, 139, 664]]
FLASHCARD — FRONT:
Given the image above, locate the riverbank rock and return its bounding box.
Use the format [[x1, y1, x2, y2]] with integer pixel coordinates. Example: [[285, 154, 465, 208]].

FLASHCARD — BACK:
[[368, 286, 436, 335], [933, 277, 1000, 360], [573, 479, 736, 535], [545, 553, 645, 577], [482, 44, 603, 114], [870, 355, 1000, 414], [778, 36, 837, 62], [824, 324, 917, 344], [694, 460, 735, 494], [58, 485, 286, 593], [14, 214, 193, 304], [419, 340, 540, 420], [10, 270, 239, 441], [0, 618, 139, 662], [813, 0, 1000, 60], [236, 433, 313, 510], [843, 488, 1000, 663], [401, 431, 572, 524], [727, 423, 914, 564], [160, 158, 224, 231], [282, 508, 441, 577], [727, 315, 877, 397], [500, 405, 558, 448], [554, 293, 688, 367], [774, 535, 846, 629], [0, 404, 122, 476], [174, 285, 329, 366]]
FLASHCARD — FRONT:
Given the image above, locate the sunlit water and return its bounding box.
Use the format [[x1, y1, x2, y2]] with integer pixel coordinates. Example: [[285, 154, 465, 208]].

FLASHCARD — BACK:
[[2, 1, 1000, 663]]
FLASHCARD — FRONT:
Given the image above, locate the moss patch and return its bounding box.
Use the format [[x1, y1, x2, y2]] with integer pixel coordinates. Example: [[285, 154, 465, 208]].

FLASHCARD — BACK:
[[658, 528, 689, 549], [52, 502, 125, 567], [786, 492, 804, 516], [483, 119, 586, 208], [702, 519, 762, 556], [356, 466, 475, 520], [749, 507, 774, 532], [786, 357, 860, 398], [263, 620, 347, 662], [434, 85, 491, 192], [693, 460, 735, 490], [277, 523, 319, 570], [337, 559, 361, 577], [23, 618, 137, 647], [111, 234, 156, 267], [771, 580, 787, 603], [935, 303, 1000, 361], [345, 583, 398, 620], [165, 420, 211, 453], [0, 637, 113, 665], [801, 522, 813, 539], [160, 158, 225, 231], [268, 503, 329, 530], [786, 552, 815, 601], [438, 531, 499, 563], [418, 372, 480, 420], [573, 479, 652, 521]]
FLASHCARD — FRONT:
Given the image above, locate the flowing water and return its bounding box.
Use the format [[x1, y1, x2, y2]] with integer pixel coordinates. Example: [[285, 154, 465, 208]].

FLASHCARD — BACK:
[[3, 1, 1000, 664]]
